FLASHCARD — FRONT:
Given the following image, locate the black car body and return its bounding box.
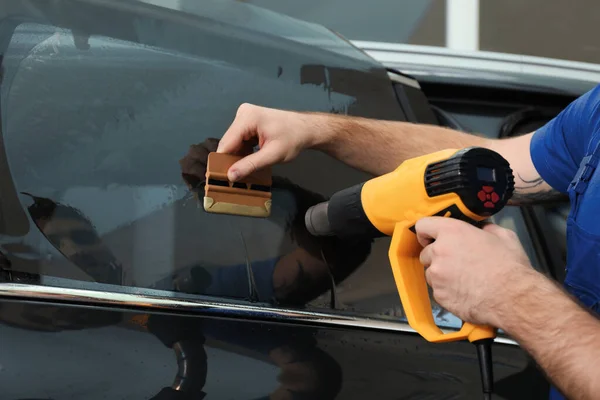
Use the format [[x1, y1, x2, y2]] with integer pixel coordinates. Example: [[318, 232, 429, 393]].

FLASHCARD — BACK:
[[0, 1, 589, 398]]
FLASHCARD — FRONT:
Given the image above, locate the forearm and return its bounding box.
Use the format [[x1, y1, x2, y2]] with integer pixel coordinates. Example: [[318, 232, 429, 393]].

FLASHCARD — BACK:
[[309, 113, 564, 205], [497, 269, 600, 399], [311, 115, 487, 176]]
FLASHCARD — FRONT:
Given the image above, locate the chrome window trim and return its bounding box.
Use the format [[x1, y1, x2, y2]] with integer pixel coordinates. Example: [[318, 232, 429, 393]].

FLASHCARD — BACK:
[[387, 71, 421, 90], [0, 283, 518, 346]]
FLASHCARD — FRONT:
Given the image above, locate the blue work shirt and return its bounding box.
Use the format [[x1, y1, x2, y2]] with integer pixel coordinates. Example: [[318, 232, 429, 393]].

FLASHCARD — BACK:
[[530, 83, 600, 400]]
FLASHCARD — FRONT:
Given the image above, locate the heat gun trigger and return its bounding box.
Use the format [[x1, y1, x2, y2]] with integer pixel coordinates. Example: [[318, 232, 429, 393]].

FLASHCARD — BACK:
[[408, 204, 486, 235]]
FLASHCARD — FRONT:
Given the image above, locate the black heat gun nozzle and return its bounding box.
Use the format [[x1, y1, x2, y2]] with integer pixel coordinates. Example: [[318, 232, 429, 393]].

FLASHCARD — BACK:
[[305, 201, 334, 237], [305, 183, 384, 239]]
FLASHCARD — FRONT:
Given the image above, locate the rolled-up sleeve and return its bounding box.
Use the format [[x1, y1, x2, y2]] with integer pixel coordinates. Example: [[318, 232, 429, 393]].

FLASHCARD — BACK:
[[530, 84, 600, 193]]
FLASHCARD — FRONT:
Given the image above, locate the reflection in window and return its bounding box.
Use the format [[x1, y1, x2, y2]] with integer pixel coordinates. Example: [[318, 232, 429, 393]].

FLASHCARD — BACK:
[[0, 18, 458, 332], [1, 20, 367, 309], [26, 193, 124, 285]]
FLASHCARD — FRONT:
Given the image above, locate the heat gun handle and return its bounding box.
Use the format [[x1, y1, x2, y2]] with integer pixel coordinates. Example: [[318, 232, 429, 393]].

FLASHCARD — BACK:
[[388, 222, 496, 343]]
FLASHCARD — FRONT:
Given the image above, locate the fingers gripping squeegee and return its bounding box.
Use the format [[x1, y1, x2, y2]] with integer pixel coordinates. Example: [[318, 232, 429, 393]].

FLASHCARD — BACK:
[[204, 152, 272, 217], [305, 147, 515, 399]]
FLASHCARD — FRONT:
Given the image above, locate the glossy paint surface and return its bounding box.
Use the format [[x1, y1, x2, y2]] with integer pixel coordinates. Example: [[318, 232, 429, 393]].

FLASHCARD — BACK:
[[0, 298, 548, 399]]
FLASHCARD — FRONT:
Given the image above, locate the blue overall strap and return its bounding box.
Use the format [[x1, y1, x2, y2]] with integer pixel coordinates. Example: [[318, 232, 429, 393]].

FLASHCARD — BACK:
[[569, 136, 600, 195]]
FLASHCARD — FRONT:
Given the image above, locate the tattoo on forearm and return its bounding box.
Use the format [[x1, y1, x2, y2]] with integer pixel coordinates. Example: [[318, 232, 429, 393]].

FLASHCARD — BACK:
[[515, 173, 545, 190], [511, 188, 566, 204], [511, 173, 567, 204]]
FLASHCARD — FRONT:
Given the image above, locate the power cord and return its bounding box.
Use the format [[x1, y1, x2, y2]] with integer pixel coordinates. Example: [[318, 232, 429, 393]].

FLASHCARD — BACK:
[[474, 338, 494, 400]]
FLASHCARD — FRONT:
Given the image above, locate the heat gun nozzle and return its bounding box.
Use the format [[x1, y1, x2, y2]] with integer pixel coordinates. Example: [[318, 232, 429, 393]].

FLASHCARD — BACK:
[[304, 182, 384, 239], [305, 201, 334, 236]]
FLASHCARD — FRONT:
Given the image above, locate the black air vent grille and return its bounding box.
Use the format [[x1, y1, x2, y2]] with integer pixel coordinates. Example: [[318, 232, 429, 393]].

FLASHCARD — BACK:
[[425, 159, 468, 197]]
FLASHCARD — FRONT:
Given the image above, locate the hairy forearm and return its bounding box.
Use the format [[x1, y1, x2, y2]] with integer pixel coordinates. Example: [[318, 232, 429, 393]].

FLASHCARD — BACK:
[[309, 114, 565, 205], [497, 270, 600, 399], [311, 115, 486, 176]]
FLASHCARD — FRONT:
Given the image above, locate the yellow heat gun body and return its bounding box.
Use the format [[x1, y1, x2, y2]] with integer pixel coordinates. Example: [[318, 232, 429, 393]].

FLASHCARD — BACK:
[[305, 146, 515, 398]]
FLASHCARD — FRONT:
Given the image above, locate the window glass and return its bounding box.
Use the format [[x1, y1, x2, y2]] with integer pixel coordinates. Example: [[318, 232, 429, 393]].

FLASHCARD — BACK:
[[0, 0, 461, 331], [0, 16, 393, 309], [0, 21, 360, 304]]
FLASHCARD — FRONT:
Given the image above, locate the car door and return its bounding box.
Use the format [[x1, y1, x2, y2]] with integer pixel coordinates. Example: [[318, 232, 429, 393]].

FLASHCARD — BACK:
[[0, 1, 549, 399]]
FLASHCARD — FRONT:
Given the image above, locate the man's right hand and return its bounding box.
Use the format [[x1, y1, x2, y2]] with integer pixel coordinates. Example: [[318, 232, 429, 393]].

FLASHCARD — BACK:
[[217, 103, 327, 182]]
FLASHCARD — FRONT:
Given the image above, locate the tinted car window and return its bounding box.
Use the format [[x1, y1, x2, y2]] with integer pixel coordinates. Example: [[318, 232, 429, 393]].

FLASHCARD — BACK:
[[0, 0, 463, 331], [0, 5, 389, 298]]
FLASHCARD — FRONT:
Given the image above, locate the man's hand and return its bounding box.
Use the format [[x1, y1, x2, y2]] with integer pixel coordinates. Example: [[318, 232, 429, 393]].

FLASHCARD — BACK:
[[415, 217, 535, 329], [217, 104, 326, 182], [416, 217, 600, 400]]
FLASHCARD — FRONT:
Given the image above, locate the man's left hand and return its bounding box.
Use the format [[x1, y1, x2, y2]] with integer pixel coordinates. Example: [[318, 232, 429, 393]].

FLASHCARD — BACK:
[[415, 217, 535, 329]]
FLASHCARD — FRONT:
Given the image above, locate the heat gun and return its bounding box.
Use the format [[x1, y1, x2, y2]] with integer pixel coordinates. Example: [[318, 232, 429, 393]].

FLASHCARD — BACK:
[[305, 146, 515, 399]]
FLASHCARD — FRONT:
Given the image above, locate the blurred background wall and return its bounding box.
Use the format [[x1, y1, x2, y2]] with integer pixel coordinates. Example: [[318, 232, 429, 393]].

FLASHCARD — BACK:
[[241, 0, 600, 64]]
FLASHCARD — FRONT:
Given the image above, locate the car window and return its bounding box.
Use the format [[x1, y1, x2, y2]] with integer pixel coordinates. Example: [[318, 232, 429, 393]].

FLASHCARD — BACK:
[[0, 2, 463, 331]]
